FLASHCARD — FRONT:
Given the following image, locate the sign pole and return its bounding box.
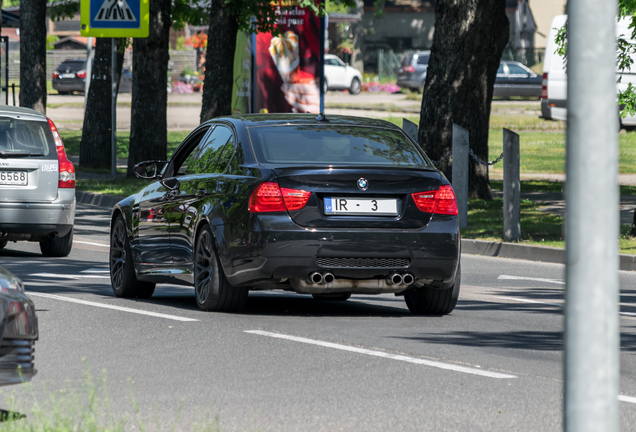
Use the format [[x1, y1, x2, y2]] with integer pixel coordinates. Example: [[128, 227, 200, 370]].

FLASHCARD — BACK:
[[565, 0, 620, 430], [111, 38, 117, 181]]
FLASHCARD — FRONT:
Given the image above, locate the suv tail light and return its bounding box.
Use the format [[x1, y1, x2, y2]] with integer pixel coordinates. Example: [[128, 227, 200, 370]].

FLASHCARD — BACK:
[[412, 185, 458, 215], [403, 65, 415, 73], [47, 118, 75, 189], [541, 73, 548, 99], [76, 70, 87, 79], [248, 182, 311, 213], [52, 71, 60, 79]]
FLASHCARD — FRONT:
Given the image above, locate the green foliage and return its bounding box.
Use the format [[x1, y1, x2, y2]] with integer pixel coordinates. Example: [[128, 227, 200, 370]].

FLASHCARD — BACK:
[[555, 0, 636, 117], [172, 0, 209, 30], [48, 0, 80, 22], [45, 35, 60, 50]]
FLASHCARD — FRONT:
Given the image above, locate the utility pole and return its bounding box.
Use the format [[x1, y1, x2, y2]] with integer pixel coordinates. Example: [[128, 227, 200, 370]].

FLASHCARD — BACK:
[[564, 0, 620, 430]]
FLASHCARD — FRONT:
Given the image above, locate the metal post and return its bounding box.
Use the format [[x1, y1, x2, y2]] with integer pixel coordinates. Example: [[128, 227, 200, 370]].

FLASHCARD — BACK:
[[402, 118, 418, 143], [111, 38, 117, 181], [503, 128, 520, 241], [565, 0, 619, 431], [3, 37, 8, 105], [11, 84, 15, 106], [85, 37, 93, 109], [452, 124, 468, 230]]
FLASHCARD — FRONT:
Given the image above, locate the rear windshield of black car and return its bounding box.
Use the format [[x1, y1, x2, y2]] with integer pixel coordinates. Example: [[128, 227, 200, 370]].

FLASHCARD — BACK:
[[0, 117, 55, 158], [56, 61, 84, 71], [247, 125, 429, 167]]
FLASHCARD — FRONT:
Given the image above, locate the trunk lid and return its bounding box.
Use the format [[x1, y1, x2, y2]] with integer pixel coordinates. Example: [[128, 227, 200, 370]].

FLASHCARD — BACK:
[[274, 167, 443, 229]]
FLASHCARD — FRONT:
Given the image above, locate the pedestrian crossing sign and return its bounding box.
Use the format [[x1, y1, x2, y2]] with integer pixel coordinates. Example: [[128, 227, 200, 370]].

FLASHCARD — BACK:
[[81, 0, 149, 37]]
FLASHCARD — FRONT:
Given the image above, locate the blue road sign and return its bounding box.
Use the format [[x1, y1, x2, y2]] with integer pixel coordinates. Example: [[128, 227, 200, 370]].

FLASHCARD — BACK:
[[81, 0, 149, 38]]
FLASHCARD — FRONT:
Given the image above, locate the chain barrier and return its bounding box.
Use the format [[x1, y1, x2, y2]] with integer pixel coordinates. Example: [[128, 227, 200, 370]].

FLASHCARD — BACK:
[[468, 147, 504, 166], [430, 152, 452, 167]]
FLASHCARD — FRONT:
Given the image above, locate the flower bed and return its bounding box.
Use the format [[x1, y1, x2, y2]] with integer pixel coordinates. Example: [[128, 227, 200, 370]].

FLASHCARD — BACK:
[[361, 82, 401, 93]]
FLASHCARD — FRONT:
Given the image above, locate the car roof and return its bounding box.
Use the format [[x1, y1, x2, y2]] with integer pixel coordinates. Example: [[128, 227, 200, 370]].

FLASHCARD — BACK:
[[219, 114, 405, 131], [0, 105, 47, 121]]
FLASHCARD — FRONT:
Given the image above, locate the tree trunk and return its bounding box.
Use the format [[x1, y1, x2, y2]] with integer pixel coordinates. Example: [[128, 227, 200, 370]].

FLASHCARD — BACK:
[[418, 0, 509, 199], [19, 0, 47, 114], [200, 0, 238, 122], [79, 38, 125, 169], [128, 0, 171, 176]]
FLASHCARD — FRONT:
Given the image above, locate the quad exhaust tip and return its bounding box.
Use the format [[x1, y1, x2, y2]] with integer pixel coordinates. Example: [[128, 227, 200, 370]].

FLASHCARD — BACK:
[[323, 273, 335, 284], [308, 272, 323, 284], [308, 272, 414, 286], [387, 273, 414, 286]]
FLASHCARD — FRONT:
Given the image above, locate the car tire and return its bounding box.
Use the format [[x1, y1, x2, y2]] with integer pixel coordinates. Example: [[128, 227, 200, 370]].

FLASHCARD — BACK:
[[110, 216, 155, 298], [194, 225, 248, 312], [312, 293, 351, 301], [39, 228, 74, 257], [404, 264, 461, 315], [0, 241, 6, 250], [349, 77, 361, 95], [323, 78, 328, 94]]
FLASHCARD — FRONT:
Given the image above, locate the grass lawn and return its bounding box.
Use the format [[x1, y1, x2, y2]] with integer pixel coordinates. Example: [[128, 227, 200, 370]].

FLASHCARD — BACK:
[[60, 130, 190, 160]]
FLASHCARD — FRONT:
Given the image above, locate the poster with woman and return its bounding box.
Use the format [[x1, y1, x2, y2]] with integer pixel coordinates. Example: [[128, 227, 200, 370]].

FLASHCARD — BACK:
[[254, 2, 324, 113]]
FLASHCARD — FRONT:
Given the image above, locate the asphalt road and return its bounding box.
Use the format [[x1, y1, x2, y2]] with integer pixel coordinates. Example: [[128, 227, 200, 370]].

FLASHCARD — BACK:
[[1, 203, 636, 431]]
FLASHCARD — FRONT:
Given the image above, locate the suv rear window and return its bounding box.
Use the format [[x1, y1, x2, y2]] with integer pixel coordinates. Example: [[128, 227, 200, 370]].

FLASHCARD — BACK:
[[248, 125, 429, 167], [400, 54, 414, 67], [416, 54, 430, 65], [0, 118, 55, 158]]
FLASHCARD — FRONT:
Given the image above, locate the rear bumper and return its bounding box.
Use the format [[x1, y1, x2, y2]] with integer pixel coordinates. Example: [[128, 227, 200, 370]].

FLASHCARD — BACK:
[[52, 80, 85, 92], [397, 77, 423, 89], [220, 213, 460, 293], [0, 190, 75, 240]]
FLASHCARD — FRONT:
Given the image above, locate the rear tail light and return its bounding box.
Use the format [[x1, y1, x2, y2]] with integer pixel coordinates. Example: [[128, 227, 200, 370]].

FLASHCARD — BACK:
[[76, 70, 87, 79], [541, 73, 548, 99], [412, 185, 458, 215], [248, 182, 311, 213], [47, 118, 75, 189], [403, 65, 415, 73], [52, 71, 60, 79]]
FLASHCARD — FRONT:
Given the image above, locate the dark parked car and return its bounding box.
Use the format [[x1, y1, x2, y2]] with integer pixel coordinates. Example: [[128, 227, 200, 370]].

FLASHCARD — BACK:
[[494, 61, 542, 98], [52, 59, 132, 95], [0, 267, 38, 386], [109, 114, 461, 315], [397, 51, 430, 92]]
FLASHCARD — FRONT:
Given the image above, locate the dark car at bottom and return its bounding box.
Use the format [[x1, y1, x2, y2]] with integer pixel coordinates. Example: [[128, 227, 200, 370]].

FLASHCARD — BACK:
[[109, 114, 461, 315]]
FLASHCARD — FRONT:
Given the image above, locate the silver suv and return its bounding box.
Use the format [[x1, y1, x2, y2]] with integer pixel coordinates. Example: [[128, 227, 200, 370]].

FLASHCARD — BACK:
[[397, 51, 430, 92], [0, 106, 75, 257]]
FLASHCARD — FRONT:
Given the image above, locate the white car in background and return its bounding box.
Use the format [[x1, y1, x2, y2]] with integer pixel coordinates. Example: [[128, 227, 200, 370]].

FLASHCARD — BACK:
[[324, 54, 362, 95]]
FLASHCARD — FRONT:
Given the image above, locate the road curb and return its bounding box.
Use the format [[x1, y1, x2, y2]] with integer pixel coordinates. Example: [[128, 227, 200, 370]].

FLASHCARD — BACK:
[[462, 238, 636, 271], [76, 191, 124, 209]]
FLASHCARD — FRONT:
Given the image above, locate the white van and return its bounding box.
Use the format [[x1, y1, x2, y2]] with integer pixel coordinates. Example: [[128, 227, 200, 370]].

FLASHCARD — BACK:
[[541, 14, 636, 127]]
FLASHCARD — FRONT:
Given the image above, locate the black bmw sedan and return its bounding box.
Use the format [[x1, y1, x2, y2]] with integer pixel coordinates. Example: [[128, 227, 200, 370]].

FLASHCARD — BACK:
[[109, 114, 461, 315]]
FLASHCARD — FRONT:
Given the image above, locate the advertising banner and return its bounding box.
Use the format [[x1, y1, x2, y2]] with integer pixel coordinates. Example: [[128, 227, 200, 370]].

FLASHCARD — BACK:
[[254, 2, 323, 113], [232, 31, 252, 114]]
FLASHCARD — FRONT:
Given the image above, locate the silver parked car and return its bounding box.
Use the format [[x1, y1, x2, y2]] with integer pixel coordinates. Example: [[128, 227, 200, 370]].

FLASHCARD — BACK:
[[0, 106, 76, 257], [397, 51, 430, 92], [494, 61, 543, 99], [0, 267, 38, 386]]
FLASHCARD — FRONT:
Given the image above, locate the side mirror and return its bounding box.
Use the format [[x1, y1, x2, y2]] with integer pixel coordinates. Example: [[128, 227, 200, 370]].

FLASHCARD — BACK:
[[132, 160, 166, 179]]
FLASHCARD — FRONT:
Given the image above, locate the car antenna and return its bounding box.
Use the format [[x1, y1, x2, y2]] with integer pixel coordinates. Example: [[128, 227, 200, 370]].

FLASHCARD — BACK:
[[315, 112, 330, 122]]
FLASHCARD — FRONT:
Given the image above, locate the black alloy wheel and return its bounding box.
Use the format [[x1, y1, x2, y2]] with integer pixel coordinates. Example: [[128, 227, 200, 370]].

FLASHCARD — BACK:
[[40, 228, 74, 257], [323, 78, 329, 94], [404, 264, 461, 315], [110, 215, 155, 298], [194, 225, 248, 312]]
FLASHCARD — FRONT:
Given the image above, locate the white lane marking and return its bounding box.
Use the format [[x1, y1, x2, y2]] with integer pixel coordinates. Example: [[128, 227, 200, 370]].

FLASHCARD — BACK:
[[493, 296, 636, 318], [245, 330, 516, 379], [30, 272, 110, 280], [28, 292, 198, 322], [74, 240, 109, 248], [493, 296, 563, 308], [619, 395, 636, 404], [498, 275, 565, 285], [81, 269, 110, 274]]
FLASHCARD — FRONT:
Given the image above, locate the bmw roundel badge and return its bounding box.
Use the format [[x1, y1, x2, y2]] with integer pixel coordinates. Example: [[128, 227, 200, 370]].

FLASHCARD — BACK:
[[357, 178, 369, 191]]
